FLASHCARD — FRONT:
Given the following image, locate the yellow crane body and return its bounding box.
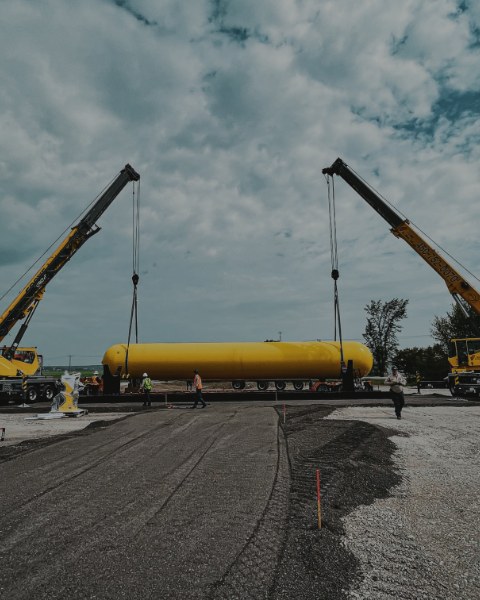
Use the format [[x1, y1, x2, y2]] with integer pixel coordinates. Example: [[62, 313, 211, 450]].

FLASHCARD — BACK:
[[0, 347, 40, 378], [102, 340, 373, 381]]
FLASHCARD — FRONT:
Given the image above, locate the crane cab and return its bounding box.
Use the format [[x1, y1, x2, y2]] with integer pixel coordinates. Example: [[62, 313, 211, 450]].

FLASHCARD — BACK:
[[0, 346, 41, 377], [448, 338, 480, 373]]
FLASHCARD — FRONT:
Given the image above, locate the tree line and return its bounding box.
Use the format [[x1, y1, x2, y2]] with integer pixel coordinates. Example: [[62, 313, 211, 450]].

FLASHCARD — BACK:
[[363, 299, 480, 379]]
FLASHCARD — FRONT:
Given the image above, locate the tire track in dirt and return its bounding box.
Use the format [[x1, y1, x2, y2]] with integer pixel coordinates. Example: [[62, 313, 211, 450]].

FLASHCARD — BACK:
[[208, 411, 290, 599], [0, 410, 244, 600], [0, 412, 235, 556], [0, 412, 186, 516]]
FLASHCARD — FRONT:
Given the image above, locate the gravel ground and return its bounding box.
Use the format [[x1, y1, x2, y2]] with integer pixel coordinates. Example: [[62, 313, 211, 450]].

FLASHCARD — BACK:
[[326, 406, 480, 600], [273, 405, 401, 599], [1, 401, 478, 598], [0, 405, 285, 599], [0, 413, 131, 447]]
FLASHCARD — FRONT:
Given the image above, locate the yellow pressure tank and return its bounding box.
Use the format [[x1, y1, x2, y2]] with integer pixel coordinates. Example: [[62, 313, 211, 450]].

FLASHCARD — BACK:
[[102, 340, 373, 385]]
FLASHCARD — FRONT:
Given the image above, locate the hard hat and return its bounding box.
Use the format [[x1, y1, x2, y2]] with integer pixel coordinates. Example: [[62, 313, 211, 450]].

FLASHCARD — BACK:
[[93, 371, 99, 375], [143, 373, 148, 377]]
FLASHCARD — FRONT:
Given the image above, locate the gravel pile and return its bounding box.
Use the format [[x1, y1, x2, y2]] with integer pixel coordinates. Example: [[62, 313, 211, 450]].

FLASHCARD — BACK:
[[327, 406, 480, 600], [272, 405, 401, 600]]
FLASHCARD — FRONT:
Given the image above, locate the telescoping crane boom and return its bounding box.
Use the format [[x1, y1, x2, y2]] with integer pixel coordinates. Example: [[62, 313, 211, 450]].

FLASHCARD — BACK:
[[322, 158, 480, 316], [322, 157, 480, 397], [0, 164, 139, 389]]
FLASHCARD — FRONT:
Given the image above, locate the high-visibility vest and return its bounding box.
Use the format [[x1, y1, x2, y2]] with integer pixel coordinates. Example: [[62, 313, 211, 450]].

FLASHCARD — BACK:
[[193, 374, 202, 390], [143, 377, 152, 391]]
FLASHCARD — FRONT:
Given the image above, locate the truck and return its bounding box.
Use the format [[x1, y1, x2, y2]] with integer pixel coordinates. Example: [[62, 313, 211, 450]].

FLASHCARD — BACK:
[[322, 157, 480, 398], [0, 347, 59, 402], [0, 164, 140, 403]]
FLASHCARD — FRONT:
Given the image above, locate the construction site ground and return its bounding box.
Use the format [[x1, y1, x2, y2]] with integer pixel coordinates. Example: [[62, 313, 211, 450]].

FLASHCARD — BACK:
[[1, 393, 478, 599]]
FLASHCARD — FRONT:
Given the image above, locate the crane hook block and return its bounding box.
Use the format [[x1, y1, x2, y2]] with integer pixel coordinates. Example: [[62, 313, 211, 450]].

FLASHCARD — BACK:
[[331, 269, 339, 280]]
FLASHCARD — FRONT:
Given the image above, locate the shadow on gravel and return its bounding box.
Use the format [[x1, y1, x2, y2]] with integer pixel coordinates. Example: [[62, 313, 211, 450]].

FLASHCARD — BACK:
[[272, 405, 401, 600]]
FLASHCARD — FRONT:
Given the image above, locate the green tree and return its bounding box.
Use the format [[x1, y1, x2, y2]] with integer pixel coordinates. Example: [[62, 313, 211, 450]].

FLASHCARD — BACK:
[[431, 304, 480, 354], [393, 344, 448, 381], [363, 298, 409, 375]]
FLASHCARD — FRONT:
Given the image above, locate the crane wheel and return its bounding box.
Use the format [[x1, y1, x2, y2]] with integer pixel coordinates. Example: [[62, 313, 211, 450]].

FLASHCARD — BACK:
[[26, 387, 38, 403], [275, 381, 286, 391], [257, 381, 269, 391], [43, 386, 55, 401]]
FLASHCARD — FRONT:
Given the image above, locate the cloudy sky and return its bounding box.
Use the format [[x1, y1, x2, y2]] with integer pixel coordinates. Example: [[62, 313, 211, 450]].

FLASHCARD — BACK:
[[1, 0, 479, 366]]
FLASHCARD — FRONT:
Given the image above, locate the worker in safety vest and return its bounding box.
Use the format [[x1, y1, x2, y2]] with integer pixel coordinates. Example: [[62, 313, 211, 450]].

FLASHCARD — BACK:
[[141, 372, 153, 406], [91, 371, 103, 395], [415, 370, 422, 394], [192, 369, 206, 409]]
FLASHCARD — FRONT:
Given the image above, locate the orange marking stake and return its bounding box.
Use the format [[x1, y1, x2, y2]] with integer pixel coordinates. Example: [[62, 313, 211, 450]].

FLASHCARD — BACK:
[[316, 468, 322, 529]]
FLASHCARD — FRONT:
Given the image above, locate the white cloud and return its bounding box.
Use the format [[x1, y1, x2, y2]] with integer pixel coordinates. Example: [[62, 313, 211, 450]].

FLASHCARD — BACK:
[[0, 0, 479, 366]]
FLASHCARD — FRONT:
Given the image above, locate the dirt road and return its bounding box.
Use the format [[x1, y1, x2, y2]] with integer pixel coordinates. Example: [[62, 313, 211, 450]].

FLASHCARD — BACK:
[[0, 405, 287, 599], [1, 401, 478, 599]]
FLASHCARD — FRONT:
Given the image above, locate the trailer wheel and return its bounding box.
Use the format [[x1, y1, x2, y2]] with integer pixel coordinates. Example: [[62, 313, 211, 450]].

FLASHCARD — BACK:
[[275, 381, 286, 391], [257, 381, 269, 391], [293, 381, 304, 391], [232, 381, 245, 390], [26, 386, 38, 403], [43, 385, 55, 401]]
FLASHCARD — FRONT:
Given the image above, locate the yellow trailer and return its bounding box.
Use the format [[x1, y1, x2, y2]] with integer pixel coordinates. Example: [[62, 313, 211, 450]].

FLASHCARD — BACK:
[[102, 340, 373, 391]]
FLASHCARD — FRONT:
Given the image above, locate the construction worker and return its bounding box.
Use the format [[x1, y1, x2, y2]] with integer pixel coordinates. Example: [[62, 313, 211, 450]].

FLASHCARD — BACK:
[[141, 372, 153, 406], [416, 370, 422, 394], [192, 369, 206, 409], [91, 371, 102, 395], [385, 366, 406, 419], [82, 370, 102, 396]]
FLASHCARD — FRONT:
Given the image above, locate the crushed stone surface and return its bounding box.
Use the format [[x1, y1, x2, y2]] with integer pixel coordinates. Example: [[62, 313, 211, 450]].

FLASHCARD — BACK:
[[0, 412, 130, 446], [326, 406, 480, 600], [2, 403, 478, 599]]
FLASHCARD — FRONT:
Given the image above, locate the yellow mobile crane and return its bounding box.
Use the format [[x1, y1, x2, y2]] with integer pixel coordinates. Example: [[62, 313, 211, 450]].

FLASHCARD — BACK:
[[322, 158, 480, 398], [0, 164, 140, 402]]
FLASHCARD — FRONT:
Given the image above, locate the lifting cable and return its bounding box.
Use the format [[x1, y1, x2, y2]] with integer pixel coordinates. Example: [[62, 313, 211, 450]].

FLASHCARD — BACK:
[[125, 179, 141, 376], [325, 173, 345, 366]]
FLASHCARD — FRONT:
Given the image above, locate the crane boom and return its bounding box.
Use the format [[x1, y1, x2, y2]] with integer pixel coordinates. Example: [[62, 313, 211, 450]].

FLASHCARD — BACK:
[[322, 157, 480, 317], [0, 164, 140, 360]]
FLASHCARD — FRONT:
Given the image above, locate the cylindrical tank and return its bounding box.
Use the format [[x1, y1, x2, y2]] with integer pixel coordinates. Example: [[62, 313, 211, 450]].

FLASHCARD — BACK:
[[102, 340, 373, 381]]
